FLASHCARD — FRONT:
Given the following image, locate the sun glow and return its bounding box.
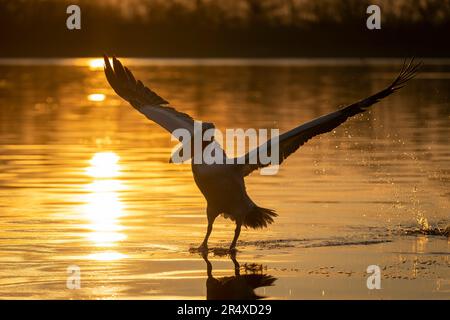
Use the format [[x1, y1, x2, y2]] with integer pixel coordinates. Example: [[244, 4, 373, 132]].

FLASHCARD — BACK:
[[83, 180, 126, 245], [81, 152, 127, 259], [88, 58, 105, 70], [87, 93, 106, 102], [86, 152, 120, 178]]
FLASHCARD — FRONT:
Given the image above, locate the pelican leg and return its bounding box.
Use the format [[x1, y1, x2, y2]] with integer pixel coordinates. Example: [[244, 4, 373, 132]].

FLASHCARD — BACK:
[[230, 251, 240, 276], [199, 217, 215, 251], [229, 221, 242, 251]]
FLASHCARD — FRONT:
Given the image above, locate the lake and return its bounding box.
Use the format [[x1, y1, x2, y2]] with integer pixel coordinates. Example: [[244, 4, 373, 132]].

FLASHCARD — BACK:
[[0, 58, 448, 299]]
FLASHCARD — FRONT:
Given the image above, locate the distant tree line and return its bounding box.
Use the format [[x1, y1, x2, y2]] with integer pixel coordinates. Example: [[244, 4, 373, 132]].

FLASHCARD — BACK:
[[1, 0, 449, 57]]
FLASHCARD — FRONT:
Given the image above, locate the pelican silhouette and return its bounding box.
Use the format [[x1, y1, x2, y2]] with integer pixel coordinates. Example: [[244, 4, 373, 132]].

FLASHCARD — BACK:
[[202, 251, 276, 300], [104, 56, 420, 251]]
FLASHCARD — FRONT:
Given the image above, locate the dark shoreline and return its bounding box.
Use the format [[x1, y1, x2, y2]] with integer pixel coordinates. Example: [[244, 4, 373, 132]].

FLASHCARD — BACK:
[[2, 1, 450, 58]]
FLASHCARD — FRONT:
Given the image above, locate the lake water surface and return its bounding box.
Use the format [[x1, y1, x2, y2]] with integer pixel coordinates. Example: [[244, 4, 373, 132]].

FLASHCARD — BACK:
[[0, 58, 448, 299]]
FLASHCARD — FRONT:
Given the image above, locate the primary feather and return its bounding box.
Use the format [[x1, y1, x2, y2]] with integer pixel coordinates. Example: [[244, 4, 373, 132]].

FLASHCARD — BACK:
[[104, 55, 214, 139], [237, 58, 421, 177]]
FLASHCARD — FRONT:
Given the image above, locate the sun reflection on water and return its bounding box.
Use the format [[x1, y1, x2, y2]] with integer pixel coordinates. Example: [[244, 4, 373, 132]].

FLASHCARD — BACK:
[[87, 252, 127, 261], [87, 93, 106, 102], [81, 151, 127, 260], [88, 58, 105, 70], [86, 152, 120, 178]]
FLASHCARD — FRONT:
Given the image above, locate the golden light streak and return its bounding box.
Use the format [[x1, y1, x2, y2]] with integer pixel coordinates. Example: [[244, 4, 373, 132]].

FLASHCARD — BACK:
[[87, 252, 127, 261], [86, 152, 120, 178], [81, 152, 127, 260], [88, 58, 105, 70], [87, 93, 106, 102]]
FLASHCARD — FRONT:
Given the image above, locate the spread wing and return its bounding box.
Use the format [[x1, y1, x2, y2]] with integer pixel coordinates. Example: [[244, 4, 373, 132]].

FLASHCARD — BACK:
[[237, 58, 422, 177], [104, 55, 214, 138]]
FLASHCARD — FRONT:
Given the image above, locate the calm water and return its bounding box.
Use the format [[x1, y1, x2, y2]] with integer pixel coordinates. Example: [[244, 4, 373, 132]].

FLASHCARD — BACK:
[[0, 58, 448, 299]]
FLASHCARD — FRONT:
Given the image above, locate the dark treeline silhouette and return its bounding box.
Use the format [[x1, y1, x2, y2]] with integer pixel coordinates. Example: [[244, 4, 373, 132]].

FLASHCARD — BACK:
[[1, 0, 449, 57]]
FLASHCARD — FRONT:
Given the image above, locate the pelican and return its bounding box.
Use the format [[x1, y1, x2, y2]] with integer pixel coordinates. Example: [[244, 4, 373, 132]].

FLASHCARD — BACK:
[[104, 56, 420, 251]]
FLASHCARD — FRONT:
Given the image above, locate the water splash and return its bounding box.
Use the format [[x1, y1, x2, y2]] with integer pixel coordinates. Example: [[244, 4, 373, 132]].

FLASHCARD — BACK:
[[417, 216, 430, 231], [403, 224, 449, 237], [411, 200, 449, 237]]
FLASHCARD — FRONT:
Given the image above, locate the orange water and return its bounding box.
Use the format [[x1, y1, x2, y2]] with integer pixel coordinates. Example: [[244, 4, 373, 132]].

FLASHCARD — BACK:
[[0, 59, 448, 299]]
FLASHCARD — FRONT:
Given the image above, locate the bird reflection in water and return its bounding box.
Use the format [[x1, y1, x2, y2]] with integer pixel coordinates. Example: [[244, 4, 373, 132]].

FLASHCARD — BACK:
[[202, 251, 276, 300]]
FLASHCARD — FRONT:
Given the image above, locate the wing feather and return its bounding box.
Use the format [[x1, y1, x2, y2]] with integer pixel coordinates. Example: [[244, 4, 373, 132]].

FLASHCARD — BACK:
[[238, 58, 421, 177], [104, 55, 213, 137]]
